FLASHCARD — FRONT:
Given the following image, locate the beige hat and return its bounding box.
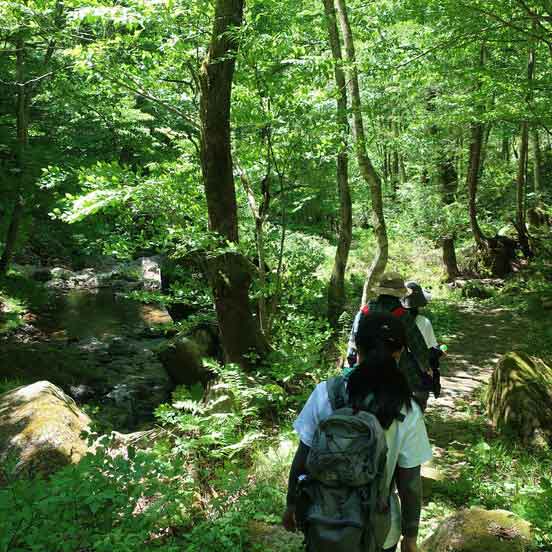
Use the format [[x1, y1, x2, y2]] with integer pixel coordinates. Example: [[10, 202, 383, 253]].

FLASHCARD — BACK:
[[372, 271, 411, 298]]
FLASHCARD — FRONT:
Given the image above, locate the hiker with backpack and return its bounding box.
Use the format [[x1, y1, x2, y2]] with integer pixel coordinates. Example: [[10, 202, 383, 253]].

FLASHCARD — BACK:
[[346, 272, 434, 409], [402, 281, 444, 399], [283, 312, 432, 552]]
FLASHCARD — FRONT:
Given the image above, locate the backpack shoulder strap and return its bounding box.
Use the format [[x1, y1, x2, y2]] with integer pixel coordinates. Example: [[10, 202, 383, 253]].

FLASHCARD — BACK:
[[327, 375, 347, 411], [391, 306, 407, 318]]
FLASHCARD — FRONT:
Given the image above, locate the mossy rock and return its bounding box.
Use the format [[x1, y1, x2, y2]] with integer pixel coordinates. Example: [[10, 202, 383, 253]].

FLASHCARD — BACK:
[[247, 521, 304, 552], [0, 381, 91, 483], [156, 335, 210, 386], [423, 508, 532, 552], [487, 352, 552, 443]]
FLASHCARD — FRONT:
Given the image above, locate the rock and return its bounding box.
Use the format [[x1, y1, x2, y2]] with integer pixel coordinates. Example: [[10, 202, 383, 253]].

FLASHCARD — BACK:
[[423, 507, 532, 552], [46, 257, 163, 292], [421, 464, 445, 499], [247, 521, 304, 552], [0, 381, 91, 482], [189, 325, 220, 358], [156, 335, 210, 387], [50, 267, 75, 281], [141, 303, 173, 327], [487, 352, 552, 443], [68, 384, 96, 402]]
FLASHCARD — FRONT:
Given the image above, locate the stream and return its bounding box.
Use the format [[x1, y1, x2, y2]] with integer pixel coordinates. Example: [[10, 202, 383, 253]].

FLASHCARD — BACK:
[[1, 269, 174, 431]]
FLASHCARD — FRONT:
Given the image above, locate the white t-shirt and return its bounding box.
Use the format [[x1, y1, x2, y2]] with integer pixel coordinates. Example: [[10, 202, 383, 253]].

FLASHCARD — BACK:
[[415, 315, 439, 349], [293, 381, 432, 548]]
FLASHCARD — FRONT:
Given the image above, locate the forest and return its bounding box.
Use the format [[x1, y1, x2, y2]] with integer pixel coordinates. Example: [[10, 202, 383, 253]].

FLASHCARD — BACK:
[[0, 0, 552, 550]]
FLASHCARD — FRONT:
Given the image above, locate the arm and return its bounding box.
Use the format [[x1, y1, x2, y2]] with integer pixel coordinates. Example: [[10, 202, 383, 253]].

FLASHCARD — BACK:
[[283, 441, 310, 531], [396, 465, 422, 552]]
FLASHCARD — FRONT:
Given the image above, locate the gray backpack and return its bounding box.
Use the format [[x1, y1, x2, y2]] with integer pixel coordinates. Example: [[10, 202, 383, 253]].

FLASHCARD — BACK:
[[303, 376, 391, 552]]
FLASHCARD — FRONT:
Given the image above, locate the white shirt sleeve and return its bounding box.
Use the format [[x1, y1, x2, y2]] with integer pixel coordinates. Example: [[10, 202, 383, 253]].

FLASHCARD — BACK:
[[293, 382, 333, 447], [415, 315, 439, 349], [397, 401, 433, 468]]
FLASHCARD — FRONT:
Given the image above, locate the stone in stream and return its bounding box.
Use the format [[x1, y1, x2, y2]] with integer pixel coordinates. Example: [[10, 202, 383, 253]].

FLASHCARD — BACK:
[[45, 257, 163, 291], [423, 507, 532, 552], [0, 381, 90, 483], [487, 352, 552, 444]]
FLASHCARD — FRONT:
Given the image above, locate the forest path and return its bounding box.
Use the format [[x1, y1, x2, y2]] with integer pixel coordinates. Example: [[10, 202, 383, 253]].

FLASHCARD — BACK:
[[427, 302, 527, 413], [423, 301, 528, 481]]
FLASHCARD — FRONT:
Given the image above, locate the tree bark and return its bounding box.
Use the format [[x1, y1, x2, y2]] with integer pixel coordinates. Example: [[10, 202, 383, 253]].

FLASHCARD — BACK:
[[334, 0, 388, 306], [502, 136, 510, 162], [467, 121, 487, 249], [322, 0, 353, 329], [515, 31, 536, 257], [516, 122, 530, 256], [239, 170, 269, 334], [439, 154, 460, 280], [199, 0, 269, 368], [466, 44, 488, 250], [0, 36, 27, 275], [531, 129, 543, 201], [442, 238, 459, 280]]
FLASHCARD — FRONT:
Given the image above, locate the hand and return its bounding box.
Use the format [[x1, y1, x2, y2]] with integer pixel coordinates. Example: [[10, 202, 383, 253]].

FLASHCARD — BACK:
[[401, 536, 419, 552], [282, 507, 297, 532]]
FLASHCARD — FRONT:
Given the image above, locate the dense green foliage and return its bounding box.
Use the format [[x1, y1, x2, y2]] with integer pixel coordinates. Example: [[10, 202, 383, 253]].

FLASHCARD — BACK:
[[1, 0, 552, 550]]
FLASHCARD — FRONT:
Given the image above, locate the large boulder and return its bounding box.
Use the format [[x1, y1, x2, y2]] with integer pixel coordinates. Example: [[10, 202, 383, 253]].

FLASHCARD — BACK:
[[487, 352, 552, 443], [156, 335, 210, 387], [0, 381, 90, 482], [423, 508, 532, 552]]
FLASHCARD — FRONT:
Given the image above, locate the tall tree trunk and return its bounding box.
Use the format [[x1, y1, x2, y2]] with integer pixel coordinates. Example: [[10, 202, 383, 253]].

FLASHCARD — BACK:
[[501, 136, 510, 162], [478, 123, 492, 178], [391, 119, 400, 194], [467, 122, 487, 249], [199, 0, 269, 368], [466, 44, 488, 250], [531, 129, 543, 201], [0, 36, 26, 275], [322, 0, 353, 329], [515, 32, 536, 257], [334, 0, 388, 306], [516, 122, 530, 255], [439, 155, 460, 280]]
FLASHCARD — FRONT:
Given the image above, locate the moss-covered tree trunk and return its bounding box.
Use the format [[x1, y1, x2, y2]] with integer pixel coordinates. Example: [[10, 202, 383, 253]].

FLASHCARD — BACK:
[[323, 0, 352, 328], [199, 0, 269, 369]]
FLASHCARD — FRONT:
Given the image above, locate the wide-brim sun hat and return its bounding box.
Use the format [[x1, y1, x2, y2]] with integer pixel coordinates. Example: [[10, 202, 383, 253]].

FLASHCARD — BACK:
[[402, 281, 432, 308], [372, 271, 411, 298]]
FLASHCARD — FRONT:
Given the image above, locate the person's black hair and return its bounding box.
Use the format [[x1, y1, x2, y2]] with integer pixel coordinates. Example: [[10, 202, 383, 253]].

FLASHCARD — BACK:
[[355, 311, 407, 356], [348, 313, 412, 428]]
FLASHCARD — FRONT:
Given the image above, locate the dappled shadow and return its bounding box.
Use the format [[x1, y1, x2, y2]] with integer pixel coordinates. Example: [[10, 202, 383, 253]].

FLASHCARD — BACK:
[[427, 304, 530, 415]]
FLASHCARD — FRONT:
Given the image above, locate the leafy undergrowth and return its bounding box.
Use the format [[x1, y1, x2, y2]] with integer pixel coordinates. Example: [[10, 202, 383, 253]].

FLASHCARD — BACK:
[[3, 237, 552, 551]]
